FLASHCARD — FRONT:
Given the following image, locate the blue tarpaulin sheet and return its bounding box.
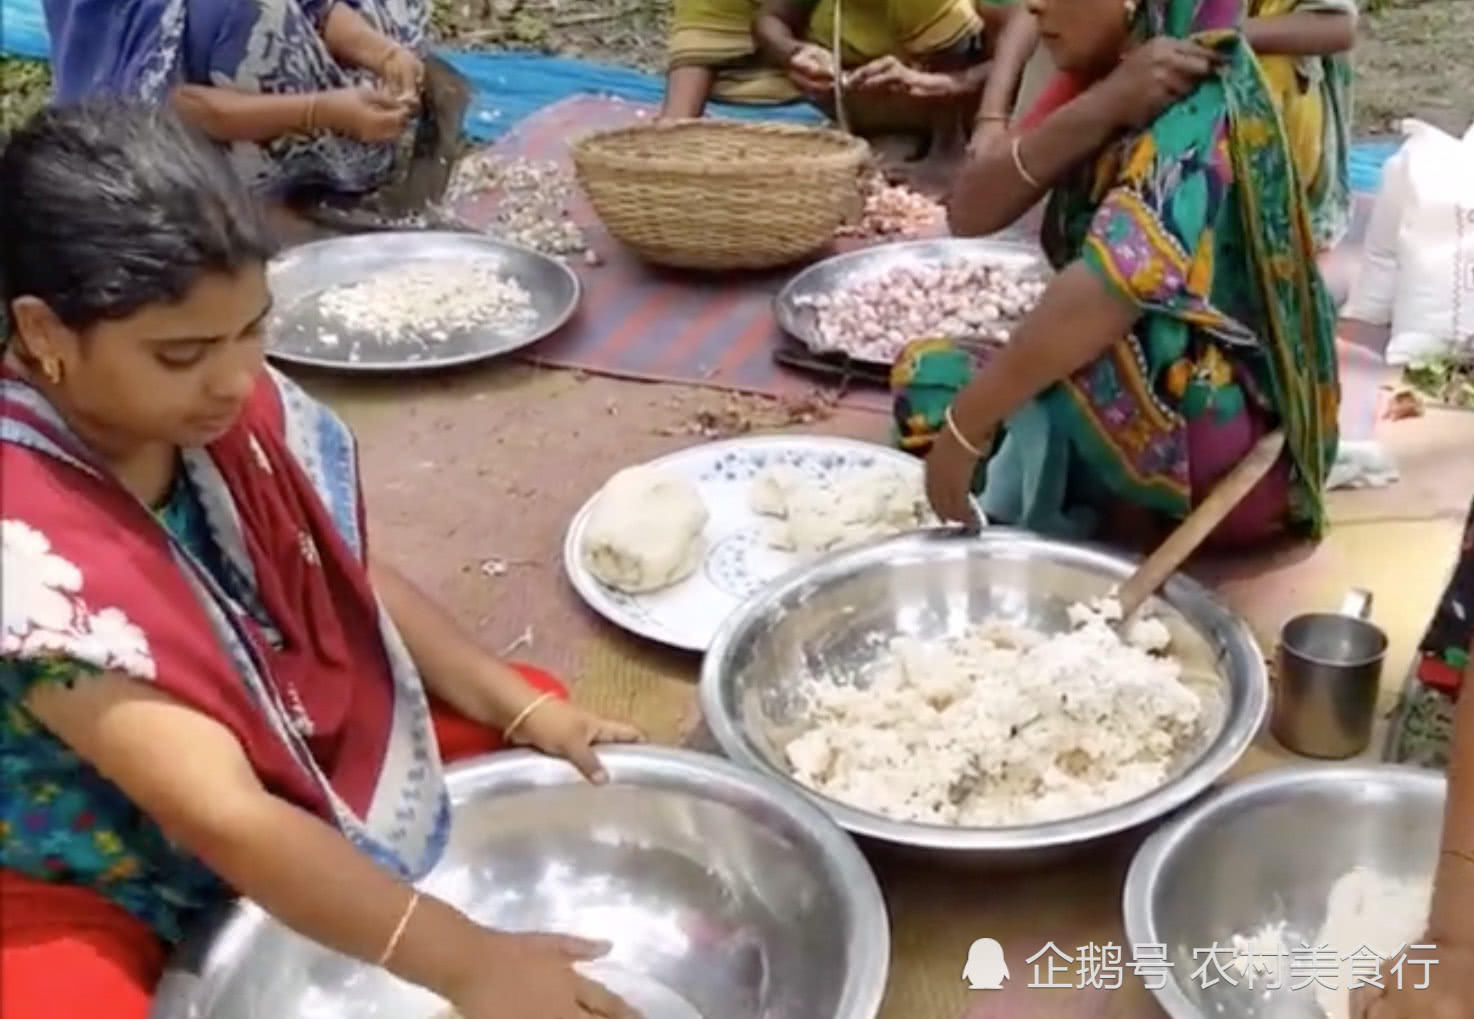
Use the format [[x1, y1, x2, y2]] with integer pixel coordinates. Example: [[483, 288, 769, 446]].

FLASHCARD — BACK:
[[440, 52, 823, 141], [2, 0, 49, 59]]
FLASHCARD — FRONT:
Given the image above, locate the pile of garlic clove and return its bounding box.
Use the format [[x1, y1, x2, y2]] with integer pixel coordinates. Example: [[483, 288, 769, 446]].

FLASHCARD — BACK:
[[443, 152, 588, 257], [793, 257, 1048, 361], [835, 173, 945, 240], [315, 261, 538, 344]]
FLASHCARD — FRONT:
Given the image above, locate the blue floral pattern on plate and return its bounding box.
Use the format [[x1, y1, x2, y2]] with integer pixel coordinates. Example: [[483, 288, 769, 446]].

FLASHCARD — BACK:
[[563, 437, 927, 652]]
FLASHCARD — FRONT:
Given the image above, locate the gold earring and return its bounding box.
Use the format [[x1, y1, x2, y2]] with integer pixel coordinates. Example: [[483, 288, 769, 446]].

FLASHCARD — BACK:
[[1124, 0, 1138, 18], [40, 358, 62, 385]]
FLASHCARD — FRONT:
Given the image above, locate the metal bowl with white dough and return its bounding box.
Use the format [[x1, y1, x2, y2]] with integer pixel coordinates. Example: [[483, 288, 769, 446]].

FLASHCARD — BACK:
[[149, 747, 890, 1019], [1123, 764, 1445, 1019], [700, 528, 1269, 865]]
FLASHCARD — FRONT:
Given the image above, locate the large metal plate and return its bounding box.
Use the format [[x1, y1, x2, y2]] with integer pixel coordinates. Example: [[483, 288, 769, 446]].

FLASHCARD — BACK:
[[265, 231, 580, 372], [774, 237, 1050, 366]]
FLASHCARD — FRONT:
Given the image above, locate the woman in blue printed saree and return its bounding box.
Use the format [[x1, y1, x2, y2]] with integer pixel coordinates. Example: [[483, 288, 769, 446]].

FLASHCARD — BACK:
[[0, 102, 642, 1019], [43, 0, 428, 195], [897, 0, 1340, 548]]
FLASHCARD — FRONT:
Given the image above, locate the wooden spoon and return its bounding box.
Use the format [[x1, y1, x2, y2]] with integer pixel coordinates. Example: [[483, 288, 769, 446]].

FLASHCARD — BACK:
[[1115, 428, 1287, 621]]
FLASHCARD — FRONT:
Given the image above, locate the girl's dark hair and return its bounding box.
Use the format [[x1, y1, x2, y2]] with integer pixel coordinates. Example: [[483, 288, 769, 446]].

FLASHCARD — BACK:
[[0, 99, 276, 336]]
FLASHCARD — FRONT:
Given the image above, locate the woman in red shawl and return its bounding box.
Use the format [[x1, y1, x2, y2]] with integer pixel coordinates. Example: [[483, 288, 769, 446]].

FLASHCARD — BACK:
[[0, 101, 641, 1019]]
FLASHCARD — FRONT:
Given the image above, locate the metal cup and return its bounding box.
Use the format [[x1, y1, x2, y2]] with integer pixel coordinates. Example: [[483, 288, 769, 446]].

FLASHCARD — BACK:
[[1271, 589, 1388, 759]]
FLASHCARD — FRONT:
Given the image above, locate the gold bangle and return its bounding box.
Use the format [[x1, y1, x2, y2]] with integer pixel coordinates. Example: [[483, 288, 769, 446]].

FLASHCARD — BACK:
[[303, 94, 319, 133], [976, 112, 1008, 123], [377, 889, 420, 968], [1011, 134, 1042, 189], [945, 405, 987, 459], [503, 691, 557, 744]]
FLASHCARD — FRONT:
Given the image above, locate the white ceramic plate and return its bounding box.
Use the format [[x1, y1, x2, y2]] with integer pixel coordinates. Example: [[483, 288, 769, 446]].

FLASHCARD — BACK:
[[563, 435, 930, 652]]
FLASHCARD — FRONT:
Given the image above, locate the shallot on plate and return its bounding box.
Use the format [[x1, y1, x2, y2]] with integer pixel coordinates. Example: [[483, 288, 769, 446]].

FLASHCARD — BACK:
[[793, 257, 1048, 362], [835, 172, 945, 240]]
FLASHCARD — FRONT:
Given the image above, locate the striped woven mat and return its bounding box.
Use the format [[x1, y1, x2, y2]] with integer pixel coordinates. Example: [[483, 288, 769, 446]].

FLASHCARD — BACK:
[[460, 94, 1390, 436]]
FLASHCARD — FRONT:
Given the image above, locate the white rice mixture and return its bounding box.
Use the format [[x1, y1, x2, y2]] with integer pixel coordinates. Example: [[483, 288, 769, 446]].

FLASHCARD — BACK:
[[749, 464, 931, 559], [315, 261, 537, 344], [782, 599, 1205, 826], [1228, 867, 1432, 1019]]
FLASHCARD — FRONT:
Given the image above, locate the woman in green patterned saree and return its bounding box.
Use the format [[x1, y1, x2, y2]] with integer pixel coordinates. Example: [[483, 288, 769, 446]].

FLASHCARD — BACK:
[[895, 0, 1340, 547]]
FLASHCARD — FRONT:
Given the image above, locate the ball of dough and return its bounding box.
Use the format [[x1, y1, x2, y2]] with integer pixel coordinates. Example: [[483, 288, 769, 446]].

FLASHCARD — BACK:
[[755, 466, 929, 558], [581, 467, 709, 594], [749, 465, 805, 518]]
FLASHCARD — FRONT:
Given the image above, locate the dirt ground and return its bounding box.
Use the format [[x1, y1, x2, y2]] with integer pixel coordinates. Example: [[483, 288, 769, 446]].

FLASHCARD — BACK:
[[3, 0, 1472, 137], [1353, 0, 1474, 136]]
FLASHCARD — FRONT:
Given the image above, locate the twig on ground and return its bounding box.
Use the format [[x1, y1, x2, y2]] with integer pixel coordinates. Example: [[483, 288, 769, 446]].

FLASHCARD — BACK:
[[478, 556, 535, 577], [457, 25, 511, 42], [554, 7, 637, 26], [653, 388, 841, 439], [500, 625, 535, 656]]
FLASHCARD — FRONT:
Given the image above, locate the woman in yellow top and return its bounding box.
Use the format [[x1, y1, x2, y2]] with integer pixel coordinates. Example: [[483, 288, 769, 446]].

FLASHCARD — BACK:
[[662, 0, 1015, 130], [975, 0, 1355, 247]]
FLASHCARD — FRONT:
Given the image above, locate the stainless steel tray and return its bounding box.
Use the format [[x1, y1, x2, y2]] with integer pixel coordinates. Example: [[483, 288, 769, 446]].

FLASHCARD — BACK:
[[773, 237, 1049, 367], [266, 231, 580, 373]]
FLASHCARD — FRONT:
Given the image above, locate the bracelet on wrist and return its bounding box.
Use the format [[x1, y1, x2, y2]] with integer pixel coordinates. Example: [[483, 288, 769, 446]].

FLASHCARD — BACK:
[[503, 691, 558, 744], [378, 889, 421, 968], [944, 405, 990, 460], [1010, 134, 1042, 189]]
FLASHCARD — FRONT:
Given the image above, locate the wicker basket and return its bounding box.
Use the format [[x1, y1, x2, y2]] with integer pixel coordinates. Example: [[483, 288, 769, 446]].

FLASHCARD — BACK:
[[572, 119, 870, 271]]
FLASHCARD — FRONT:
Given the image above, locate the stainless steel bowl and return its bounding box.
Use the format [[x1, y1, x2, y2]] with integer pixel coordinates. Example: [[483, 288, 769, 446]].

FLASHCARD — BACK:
[[150, 747, 889, 1019], [1123, 764, 1445, 1018], [699, 528, 1268, 864]]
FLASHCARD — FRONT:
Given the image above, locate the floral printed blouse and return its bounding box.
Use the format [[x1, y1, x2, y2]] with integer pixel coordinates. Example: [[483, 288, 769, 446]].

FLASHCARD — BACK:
[[0, 469, 270, 944]]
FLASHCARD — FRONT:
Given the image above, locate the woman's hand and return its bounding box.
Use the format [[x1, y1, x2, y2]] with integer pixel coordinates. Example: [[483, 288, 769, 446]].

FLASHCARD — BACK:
[[966, 119, 1009, 160], [1349, 942, 1474, 1019], [317, 86, 414, 142], [511, 698, 645, 784], [845, 56, 953, 98], [379, 44, 425, 105], [787, 43, 837, 94], [1099, 37, 1220, 129], [450, 931, 641, 1019], [924, 420, 983, 525]]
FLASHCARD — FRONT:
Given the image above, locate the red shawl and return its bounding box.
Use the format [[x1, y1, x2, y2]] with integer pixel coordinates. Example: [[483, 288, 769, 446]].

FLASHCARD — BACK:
[[1, 368, 447, 874]]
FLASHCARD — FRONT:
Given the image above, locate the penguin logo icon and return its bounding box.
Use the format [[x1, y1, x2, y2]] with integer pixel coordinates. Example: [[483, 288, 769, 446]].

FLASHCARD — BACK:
[[962, 938, 1010, 990]]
